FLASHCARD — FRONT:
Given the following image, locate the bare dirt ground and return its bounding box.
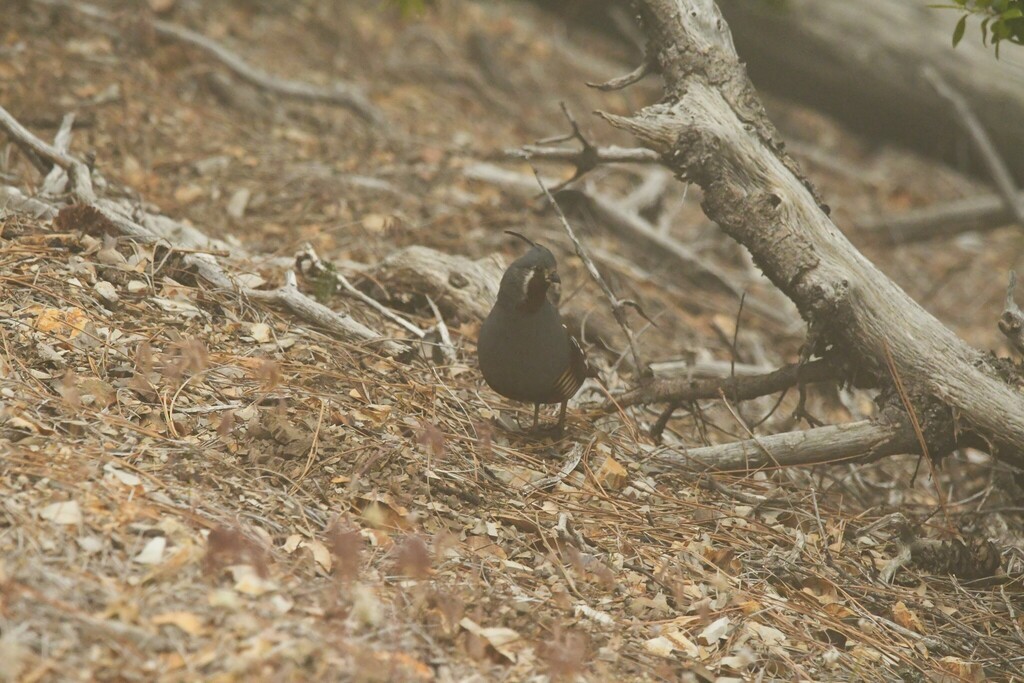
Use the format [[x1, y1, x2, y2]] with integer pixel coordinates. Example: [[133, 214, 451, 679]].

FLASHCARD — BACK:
[[1, 1, 1023, 681]]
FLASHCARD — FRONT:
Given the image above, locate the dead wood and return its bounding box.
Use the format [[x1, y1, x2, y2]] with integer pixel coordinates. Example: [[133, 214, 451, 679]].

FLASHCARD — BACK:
[[604, 0, 1024, 467], [364, 245, 504, 322], [999, 271, 1024, 356], [858, 192, 1023, 244], [614, 358, 835, 409], [924, 67, 1024, 228], [0, 105, 404, 355], [646, 417, 919, 473]]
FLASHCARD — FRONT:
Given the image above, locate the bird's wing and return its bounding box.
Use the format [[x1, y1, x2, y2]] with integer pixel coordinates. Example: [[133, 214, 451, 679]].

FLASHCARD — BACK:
[[548, 327, 597, 402]]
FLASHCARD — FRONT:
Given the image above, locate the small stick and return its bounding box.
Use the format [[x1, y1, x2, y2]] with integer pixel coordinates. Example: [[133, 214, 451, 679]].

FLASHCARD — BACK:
[[425, 295, 456, 363], [532, 168, 648, 375], [586, 59, 654, 91], [924, 66, 1024, 226], [297, 244, 427, 339]]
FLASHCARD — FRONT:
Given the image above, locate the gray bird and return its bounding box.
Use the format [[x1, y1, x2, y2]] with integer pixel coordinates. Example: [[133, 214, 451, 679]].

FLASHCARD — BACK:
[[478, 232, 593, 432]]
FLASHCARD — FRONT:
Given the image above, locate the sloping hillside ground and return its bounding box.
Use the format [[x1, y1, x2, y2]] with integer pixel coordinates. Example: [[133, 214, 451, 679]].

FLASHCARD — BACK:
[[1, 1, 1023, 680]]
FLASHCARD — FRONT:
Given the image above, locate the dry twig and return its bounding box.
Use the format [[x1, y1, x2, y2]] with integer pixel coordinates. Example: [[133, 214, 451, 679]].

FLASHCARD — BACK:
[[533, 168, 649, 374], [924, 66, 1024, 227]]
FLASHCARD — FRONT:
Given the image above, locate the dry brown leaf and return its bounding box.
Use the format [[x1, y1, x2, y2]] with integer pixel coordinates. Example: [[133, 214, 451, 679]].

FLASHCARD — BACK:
[[592, 454, 628, 490], [892, 601, 926, 633], [300, 538, 333, 573], [934, 656, 986, 682], [151, 611, 206, 636], [458, 618, 525, 664], [33, 307, 90, 341]]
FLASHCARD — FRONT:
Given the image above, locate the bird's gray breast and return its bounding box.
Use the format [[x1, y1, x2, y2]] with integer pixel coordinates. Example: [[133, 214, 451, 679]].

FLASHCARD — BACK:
[[478, 301, 571, 403]]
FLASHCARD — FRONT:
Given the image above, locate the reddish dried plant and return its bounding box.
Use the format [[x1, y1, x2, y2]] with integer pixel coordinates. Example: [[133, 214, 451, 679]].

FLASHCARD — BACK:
[[202, 525, 269, 578]]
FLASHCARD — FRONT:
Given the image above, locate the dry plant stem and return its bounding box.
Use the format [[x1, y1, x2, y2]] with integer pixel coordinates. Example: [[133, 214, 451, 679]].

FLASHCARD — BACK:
[[608, 0, 1024, 464], [614, 358, 834, 409], [533, 168, 647, 374], [923, 67, 1024, 227], [858, 192, 1024, 244], [34, 0, 383, 125], [999, 271, 1024, 355], [649, 418, 919, 473]]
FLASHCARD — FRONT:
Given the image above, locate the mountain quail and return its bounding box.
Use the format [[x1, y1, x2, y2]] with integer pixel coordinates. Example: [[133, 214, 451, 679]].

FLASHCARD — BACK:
[[478, 232, 593, 432]]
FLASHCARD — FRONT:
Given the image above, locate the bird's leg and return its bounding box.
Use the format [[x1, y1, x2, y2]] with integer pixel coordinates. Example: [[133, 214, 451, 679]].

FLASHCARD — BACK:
[[556, 401, 567, 433], [532, 403, 540, 430]]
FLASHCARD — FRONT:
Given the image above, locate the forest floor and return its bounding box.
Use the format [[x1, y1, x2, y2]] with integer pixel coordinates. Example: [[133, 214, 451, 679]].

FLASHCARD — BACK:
[[1, 1, 1023, 681]]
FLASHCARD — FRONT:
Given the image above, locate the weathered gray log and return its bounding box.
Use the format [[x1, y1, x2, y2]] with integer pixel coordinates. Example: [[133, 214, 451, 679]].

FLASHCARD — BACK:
[[604, 0, 1024, 465], [717, 0, 1024, 179], [858, 193, 1020, 243], [366, 246, 504, 322], [647, 419, 918, 472]]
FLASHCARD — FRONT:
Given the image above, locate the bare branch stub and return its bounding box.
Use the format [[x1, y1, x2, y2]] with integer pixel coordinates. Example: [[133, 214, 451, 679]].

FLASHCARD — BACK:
[[999, 271, 1024, 355], [532, 168, 649, 376], [586, 58, 655, 92], [511, 103, 658, 192]]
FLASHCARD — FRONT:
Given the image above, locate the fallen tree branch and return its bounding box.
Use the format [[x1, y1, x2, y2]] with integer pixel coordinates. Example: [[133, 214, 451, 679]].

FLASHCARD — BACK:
[[645, 417, 919, 473], [650, 358, 773, 379], [558, 187, 798, 327], [365, 245, 504, 322], [613, 358, 835, 409], [505, 144, 659, 166], [34, 0, 384, 125], [296, 244, 427, 339], [0, 105, 94, 202], [40, 112, 74, 196], [0, 104, 403, 355], [857, 192, 1022, 244], [923, 66, 1024, 227], [602, 0, 1024, 466], [513, 103, 658, 191]]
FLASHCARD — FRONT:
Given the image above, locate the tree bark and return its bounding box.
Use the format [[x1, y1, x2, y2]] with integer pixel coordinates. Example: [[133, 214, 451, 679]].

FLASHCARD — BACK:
[[603, 0, 1024, 466]]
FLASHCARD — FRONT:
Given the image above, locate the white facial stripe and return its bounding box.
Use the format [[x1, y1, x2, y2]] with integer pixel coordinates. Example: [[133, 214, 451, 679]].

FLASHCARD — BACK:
[[521, 267, 539, 299]]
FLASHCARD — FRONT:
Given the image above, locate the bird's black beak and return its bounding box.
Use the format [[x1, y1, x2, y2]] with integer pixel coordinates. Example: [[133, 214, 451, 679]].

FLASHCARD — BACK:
[[546, 271, 560, 284]]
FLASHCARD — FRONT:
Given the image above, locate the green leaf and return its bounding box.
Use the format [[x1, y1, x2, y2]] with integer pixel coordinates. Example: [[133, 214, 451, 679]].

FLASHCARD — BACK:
[[953, 14, 968, 45]]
